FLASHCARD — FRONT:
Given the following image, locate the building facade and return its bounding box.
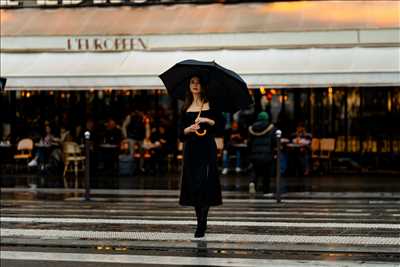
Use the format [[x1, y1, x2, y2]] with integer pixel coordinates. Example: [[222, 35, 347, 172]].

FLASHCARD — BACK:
[[1, 0, 400, 174]]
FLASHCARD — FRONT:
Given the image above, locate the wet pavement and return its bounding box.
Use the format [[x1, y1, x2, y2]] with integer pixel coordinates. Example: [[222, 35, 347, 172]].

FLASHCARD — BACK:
[[2, 171, 400, 192], [1, 185, 400, 266]]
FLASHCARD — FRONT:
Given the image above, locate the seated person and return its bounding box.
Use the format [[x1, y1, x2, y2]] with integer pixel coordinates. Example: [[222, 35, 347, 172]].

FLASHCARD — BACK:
[[221, 121, 245, 174], [1, 123, 12, 144], [60, 126, 73, 143], [291, 124, 311, 146], [290, 122, 312, 176], [143, 125, 167, 175], [103, 118, 122, 145], [28, 123, 60, 167]]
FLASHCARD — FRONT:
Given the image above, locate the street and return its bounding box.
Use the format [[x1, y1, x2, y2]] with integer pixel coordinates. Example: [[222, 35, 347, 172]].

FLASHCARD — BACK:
[[1, 188, 399, 266]]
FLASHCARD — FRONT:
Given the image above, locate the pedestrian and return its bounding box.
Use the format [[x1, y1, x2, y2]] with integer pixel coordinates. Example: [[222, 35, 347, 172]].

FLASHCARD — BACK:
[[248, 112, 276, 195], [179, 75, 223, 238]]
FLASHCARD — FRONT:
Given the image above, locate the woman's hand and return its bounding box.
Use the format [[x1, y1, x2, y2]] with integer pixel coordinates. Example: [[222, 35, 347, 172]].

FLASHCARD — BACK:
[[195, 117, 215, 126], [184, 123, 200, 135]]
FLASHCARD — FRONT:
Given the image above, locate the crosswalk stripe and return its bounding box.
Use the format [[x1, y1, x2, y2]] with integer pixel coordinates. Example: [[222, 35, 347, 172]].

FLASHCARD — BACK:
[[0, 208, 378, 217], [2, 197, 400, 204], [1, 251, 397, 267], [3, 214, 395, 223], [4, 204, 397, 210], [1, 229, 399, 245], [2, 217, 399, 229], [1, 191, 399, 265]]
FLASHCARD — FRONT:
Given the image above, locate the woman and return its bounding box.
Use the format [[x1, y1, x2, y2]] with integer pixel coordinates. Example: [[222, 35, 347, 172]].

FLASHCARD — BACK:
[[28, 123, 60, 167], [179, 75, 223, 238]]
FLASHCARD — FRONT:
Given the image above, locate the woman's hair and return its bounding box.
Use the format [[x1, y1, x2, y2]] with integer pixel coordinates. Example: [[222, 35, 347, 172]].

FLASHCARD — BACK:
[[182, 75, 209, 112]]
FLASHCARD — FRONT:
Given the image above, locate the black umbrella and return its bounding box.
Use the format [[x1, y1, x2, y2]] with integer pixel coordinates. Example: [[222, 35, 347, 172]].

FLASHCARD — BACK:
[[159, 59, 252, 113]]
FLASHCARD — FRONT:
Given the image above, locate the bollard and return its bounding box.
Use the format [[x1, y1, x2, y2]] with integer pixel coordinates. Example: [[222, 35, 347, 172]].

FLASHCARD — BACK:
[[275, 129, 282, 203], [84, 131, 91, 201]]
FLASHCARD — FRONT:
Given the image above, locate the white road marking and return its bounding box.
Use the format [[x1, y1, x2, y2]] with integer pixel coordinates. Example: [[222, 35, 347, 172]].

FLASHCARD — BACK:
[[0, 208, 374, 217], [1, 229, 399, 245], [1, 251, 398, 267], [2, 217, 399, 229], [2, 196, 400, 205]]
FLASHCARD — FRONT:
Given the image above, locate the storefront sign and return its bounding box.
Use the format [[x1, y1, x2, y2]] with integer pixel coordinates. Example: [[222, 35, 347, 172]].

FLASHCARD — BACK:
[[0, 0, 183, 8], [66, 37, 146, 51]]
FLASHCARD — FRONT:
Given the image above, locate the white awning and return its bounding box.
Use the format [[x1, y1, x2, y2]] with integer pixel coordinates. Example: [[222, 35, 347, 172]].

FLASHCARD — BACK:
[[1, 47, 399, 90]]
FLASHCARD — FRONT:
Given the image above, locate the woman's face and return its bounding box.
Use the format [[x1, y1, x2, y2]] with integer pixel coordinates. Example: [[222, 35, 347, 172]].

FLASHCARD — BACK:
[[189, 77, 201, 95]]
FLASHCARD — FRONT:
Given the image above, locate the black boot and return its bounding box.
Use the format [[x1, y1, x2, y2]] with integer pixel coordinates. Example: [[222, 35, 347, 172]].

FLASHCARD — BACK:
[[194, 206, 209, 238]]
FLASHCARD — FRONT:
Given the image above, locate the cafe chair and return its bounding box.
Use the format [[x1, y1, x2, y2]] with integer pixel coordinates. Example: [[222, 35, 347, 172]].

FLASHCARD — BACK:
[[14, 138, 34, 172], [335, 136, 346, 153], [14, 138, 34, 160], [319, 138, 336, 173], [62, 141, 85, 189], [311, 138, 320, 159], [310, 138, 320, 172]]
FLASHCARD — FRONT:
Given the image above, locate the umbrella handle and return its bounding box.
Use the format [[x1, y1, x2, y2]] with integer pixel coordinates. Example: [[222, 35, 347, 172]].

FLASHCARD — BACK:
[[194, 101, 207, 137], [195, 129, 207, 136]]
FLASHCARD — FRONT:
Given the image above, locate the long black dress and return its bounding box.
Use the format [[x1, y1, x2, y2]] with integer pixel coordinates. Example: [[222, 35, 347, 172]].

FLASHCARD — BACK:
[[179, 109, 223, 207]]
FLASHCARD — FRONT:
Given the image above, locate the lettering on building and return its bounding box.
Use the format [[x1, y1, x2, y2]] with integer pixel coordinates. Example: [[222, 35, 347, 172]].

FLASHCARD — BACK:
[[66, 37, 147, 51]]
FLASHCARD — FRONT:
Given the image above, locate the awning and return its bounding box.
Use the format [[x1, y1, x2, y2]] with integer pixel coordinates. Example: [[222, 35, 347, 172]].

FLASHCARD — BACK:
[[1, 1, 399, 36], [1, 47, 399, 90], [1, 1, 399, 52]]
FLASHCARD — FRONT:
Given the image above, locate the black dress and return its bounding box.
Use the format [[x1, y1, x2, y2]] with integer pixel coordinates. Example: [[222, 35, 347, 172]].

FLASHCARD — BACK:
[[179, 109, 223, 207]]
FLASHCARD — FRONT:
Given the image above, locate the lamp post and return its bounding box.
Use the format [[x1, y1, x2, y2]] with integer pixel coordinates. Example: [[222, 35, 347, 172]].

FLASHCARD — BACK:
[[275, 129, 282, 203], [84, 131, 91, 201]]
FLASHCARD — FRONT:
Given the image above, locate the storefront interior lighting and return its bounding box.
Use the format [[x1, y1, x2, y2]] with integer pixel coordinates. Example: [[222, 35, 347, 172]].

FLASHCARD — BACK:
[[328, 87, 333, 104], [125, 90, 131, 96], [279, 95, 288, 102]]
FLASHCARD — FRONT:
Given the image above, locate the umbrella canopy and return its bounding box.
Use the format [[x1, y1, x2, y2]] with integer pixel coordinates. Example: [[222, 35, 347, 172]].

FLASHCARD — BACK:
[[159, 59, 252, 113]]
